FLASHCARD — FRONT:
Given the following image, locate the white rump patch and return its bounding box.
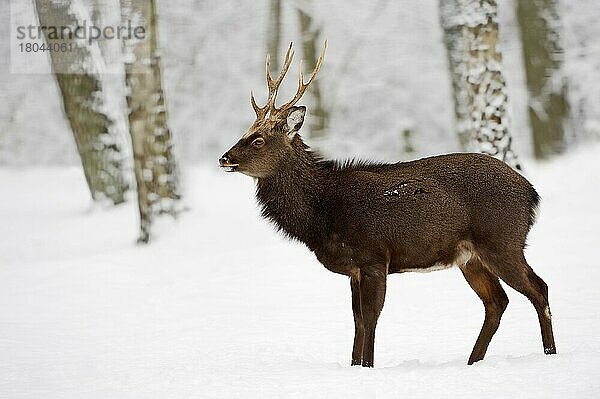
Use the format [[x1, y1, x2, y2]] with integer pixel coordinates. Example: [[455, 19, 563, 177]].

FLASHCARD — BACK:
[[453, 246, 473, 268]]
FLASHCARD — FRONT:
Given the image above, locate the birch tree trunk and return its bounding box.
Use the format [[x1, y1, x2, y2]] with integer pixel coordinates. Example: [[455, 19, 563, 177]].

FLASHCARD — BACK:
[[297, 1, 328, 139], [516, 0, 569, 159], [440, 0, 521, 170], [35, 0, 128, 204], [121, 0, 180, 243]]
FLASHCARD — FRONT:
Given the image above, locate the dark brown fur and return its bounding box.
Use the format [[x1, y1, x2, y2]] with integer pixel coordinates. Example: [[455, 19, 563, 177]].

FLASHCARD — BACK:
[[221, 121, 556, 367], [221, 43, 555, 367]]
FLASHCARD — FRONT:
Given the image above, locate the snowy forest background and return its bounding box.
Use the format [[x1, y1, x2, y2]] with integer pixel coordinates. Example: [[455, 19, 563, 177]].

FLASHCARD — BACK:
[[2, 0, 599, 167], [1, 1, 600, 398]]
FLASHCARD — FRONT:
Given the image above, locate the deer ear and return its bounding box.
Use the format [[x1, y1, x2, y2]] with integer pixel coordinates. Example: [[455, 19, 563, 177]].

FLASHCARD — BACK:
[[284, 106, 306, 138]]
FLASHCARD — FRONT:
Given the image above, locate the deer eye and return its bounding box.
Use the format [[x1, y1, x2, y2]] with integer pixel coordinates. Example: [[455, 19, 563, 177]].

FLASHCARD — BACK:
[[252, 137, 265, 148]]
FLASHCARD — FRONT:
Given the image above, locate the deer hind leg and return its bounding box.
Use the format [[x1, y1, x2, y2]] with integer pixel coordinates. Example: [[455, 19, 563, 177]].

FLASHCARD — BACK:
[[350, 269, 364, 366], [359, 264, 387, 367], [460, 257, 509, 365], [479, 247, 557, 356]]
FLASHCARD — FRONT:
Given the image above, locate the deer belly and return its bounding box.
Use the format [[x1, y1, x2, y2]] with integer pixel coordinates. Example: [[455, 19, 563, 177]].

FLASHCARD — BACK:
[[397, 263, 455, 273], [395, 242, 474, 273]]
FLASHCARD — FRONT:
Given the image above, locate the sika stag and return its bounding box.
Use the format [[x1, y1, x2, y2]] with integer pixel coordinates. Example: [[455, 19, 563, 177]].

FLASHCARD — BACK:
[[219, 43, 556, 367]]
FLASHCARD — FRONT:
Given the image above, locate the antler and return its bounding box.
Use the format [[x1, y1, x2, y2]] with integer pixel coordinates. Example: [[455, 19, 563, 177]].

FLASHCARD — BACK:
[[251, 43, 294, 119], [250, 40, 327, 120], [276, 40, 327, 112]]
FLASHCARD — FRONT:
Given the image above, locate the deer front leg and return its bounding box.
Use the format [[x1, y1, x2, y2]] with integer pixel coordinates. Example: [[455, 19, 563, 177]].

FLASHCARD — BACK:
[[359, 264, 387, 367], [350, 270, 364, 366]]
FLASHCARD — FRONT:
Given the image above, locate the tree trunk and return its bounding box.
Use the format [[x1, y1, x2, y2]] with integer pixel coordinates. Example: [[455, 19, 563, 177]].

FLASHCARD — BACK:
[[516, 0, 569, 159], [440, 0, 521, 170], [35, 0, 128, 204], [121, 0, 180, 243], [297, 2, 328, 139], [266, 0, 282, 71]]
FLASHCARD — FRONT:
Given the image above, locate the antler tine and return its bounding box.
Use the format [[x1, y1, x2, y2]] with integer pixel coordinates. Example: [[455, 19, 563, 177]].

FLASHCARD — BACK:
[[304, 39, 327, 87], [266, 44, 294, 107], [266, 43, 294, 90], [277, 40, 327, 112], [250, 90, 267, 118], [265, 53, 272, 89], [255, 43, 295, 116]]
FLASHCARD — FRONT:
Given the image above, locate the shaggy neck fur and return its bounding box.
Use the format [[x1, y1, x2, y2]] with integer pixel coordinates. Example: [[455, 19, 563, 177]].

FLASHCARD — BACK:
[[255, 136, 328, 250]]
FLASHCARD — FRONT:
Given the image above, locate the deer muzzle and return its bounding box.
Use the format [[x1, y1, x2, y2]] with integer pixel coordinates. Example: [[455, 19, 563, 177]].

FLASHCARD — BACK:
[[219, 153, 239, 172]]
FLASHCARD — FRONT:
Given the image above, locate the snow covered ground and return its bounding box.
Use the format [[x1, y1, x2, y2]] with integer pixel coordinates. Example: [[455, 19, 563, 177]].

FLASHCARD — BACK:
[[1, 146, 600, 398]]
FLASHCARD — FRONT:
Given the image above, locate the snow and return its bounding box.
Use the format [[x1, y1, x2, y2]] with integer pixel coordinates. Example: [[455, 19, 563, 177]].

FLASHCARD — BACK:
[[2, 145, 600, 398]]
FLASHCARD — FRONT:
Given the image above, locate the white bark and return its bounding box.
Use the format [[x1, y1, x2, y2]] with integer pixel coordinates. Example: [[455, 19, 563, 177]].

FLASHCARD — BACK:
[[121, 0, 180, 243], [35, 0, 129, 203], [440, 0, 521, 170]]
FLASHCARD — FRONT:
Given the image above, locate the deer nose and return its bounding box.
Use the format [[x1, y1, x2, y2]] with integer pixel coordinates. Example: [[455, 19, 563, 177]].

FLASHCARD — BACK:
[[219, 154, 230, 167]]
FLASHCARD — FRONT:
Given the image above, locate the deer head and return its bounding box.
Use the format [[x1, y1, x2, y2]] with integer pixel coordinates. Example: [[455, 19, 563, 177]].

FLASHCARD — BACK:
[[219, 41, 327, 178]]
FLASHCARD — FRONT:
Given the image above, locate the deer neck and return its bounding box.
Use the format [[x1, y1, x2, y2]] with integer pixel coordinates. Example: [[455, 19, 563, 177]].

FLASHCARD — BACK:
[[255, 138, 326, 249]]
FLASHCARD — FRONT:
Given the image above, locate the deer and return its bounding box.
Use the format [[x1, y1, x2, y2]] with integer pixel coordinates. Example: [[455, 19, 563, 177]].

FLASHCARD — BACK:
[[219, 42, 556, 368]]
